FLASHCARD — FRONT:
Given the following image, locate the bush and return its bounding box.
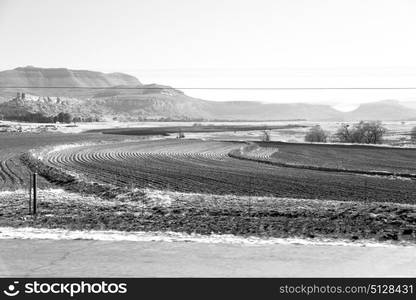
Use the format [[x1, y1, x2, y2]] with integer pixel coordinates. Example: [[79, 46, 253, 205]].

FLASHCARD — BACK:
[[262, 130, 271, 142], [305, 125, 328, 143], [335, 121, 386, 144]]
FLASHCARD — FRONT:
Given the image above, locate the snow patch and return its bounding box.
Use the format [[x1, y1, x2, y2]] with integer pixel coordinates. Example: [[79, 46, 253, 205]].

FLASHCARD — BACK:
[[142, 189, 174, 207], [0, 227, 411, 248]]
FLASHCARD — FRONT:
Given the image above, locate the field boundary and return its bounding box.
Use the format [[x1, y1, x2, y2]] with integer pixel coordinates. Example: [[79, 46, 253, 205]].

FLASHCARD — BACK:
[[86, 124, 307, 136], [257, 140, 416, 150]]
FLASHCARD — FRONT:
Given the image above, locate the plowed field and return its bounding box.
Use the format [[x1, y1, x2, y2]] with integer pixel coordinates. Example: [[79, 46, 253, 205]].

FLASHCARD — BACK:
[[0, 133, 144, 190], [41, 139, 416, 203]]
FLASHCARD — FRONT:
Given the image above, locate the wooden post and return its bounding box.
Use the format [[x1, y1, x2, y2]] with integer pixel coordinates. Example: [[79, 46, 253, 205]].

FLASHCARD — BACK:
[[364, 179, 368, 201], [33, 173, 37, 215], [29, 174, 32, 214]]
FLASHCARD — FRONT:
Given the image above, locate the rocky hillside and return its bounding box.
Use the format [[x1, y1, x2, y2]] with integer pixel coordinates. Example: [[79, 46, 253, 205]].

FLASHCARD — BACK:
[[0, 93, 105, 122]]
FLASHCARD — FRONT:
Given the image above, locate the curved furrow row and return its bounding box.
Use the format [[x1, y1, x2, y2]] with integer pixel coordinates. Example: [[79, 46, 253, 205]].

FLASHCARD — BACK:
[[0, 160, 16, 185], [40, 139, 416, 202], [0, 161, 8, 184], [4, 159, 25, 185], [59, 149, 178, 188], [68, 151, 133, 186], [109, 144, 285, 194], [43, 140, 245, 193], [47, 149, 119, 184]]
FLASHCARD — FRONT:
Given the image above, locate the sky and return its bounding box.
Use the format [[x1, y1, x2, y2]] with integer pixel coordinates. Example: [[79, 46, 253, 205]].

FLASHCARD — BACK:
[[1, 0, 416, 110]]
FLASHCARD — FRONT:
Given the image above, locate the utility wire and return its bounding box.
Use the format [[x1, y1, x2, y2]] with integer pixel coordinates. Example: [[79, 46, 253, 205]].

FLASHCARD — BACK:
[[2, 86, 416, 90]]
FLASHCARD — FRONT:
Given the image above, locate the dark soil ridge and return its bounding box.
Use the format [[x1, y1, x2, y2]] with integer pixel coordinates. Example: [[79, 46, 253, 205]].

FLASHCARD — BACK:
[[257, 140, 416, 151], [86, 124, 306, 136], [229, 143, 416, 180]]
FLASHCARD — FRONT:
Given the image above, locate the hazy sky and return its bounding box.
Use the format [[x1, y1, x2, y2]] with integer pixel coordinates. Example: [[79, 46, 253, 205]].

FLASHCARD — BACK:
[[1, 0, 416, 110]]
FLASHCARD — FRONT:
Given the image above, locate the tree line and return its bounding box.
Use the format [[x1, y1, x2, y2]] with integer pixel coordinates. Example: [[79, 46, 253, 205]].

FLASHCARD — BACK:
[[3, 112, 100, 123], [304, 121, 390, 144], [305, 121, 416, 144]]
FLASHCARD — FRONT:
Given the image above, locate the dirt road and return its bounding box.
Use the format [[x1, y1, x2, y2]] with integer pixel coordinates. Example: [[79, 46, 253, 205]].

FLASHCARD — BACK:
[[1, 239, 415, 277]]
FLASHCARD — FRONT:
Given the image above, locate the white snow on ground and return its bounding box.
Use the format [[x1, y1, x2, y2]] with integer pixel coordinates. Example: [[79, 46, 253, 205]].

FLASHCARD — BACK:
[[360, 174, 414, 181], [4, 188, 416, 209], [0, 188, 130, 208], [0, 227, 412, 248]]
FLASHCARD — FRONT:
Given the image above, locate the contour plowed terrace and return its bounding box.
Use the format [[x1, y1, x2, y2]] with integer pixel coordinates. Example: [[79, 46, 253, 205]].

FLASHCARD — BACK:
[[0, 133, 145, 191], [42, 139, 416, 203]]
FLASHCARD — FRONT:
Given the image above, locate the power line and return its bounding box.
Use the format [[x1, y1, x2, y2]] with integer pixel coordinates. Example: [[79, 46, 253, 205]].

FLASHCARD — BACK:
[[2, 86, 416, 90]]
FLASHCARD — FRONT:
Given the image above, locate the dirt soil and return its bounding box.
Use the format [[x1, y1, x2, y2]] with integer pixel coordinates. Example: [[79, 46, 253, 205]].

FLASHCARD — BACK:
[[1, 189, 415, 243]]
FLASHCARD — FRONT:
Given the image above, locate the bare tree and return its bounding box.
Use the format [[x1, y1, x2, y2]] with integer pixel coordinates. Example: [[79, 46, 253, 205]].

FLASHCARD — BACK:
[[305, 125, 328, 143], [335, 121, 386, 144], [334, 124, 351, 143], [411, 126, 416, 143]]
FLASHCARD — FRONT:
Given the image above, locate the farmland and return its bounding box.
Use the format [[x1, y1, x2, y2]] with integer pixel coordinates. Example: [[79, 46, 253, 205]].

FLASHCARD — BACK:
[[0, 132, 145, 190], [1, 128, 416, 242], [232, 142, 416, 177], [86, 124, 306, 136], [34, 139, 416, 203]]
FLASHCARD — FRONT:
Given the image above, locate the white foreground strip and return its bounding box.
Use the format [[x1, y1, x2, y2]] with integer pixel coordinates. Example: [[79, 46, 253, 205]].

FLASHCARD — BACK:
[[0, 227, 412, 248]]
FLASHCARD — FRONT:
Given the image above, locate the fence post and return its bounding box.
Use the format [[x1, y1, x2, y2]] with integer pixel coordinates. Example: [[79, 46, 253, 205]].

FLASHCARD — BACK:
[[364, 179, 368, 201], [33, 173, 37, 215], [28, 174, 32, 214]]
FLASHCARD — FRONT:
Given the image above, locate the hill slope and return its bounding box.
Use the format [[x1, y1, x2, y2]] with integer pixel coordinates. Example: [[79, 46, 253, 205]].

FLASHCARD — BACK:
[[347, 100, 416, 121]]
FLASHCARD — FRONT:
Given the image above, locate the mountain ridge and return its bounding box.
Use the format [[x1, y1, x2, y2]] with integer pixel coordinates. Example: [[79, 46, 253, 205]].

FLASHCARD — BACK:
[[346, 100, 416, 121], [0, 66, 141, 88], [0, 66, 415, 122]]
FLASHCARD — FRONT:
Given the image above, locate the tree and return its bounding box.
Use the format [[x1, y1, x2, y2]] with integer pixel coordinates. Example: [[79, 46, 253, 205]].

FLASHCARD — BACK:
[[411, 126, 416, 143], [305, 125, 328, 143], [72, 116, 82, 123], [56, 112, 73, 123], [335, 121, 386, 144], [334, 124, 351, 143]]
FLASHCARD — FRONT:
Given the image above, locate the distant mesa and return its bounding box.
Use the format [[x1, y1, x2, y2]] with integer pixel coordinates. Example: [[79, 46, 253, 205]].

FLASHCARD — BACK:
[[1, 66, 141, 88]]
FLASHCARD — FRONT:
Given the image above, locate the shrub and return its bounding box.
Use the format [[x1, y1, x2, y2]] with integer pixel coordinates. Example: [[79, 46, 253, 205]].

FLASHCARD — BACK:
[[305, 125, 328, 143], [262, 130, 271, 142]]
